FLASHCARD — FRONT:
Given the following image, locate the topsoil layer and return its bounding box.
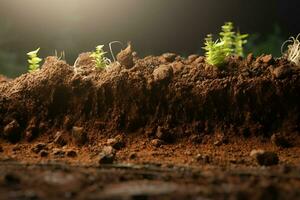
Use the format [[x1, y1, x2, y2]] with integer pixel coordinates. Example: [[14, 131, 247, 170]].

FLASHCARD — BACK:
[[0, 52, 299, 144], [1, 51, 300, 200]]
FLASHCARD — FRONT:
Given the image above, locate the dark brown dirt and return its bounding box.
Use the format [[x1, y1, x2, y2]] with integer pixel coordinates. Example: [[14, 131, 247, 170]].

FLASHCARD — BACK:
[[0, 51, 300, 199]]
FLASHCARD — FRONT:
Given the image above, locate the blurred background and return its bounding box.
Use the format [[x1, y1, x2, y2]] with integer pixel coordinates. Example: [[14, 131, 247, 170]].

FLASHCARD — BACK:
[[0, 0, 299, 77]]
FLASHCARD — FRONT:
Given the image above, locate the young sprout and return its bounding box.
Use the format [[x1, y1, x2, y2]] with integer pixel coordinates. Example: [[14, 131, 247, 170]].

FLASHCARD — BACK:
[[203, 34, 227, 66], [90, 45, 111, 69], [27, 48, 42, 72], [234, 32, 248, 57], [54, 50, 66, 60], [219, 22, 235, 56], [203, 22, 248, 67], [281, 34, 300, 67]]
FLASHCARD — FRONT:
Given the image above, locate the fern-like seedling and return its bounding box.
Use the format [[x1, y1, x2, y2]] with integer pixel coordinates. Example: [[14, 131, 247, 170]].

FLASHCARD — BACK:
[[281, 34, 300, 67], [90, 45, 111, 69], [219, 22, 235, 56], [203, 34, 227, 66], [234, 32, 248, 57], [27, 48, 42, 72], [203, 22, 248, 67]]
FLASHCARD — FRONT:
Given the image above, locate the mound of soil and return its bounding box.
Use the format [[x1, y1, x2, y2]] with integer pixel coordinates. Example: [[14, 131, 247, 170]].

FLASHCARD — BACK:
[[1, 50, 300, 200], [0, 52, 299, 144]]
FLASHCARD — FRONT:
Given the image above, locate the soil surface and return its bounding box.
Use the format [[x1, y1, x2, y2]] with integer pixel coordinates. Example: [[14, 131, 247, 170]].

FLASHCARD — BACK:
[[0, 50, 300, 200]]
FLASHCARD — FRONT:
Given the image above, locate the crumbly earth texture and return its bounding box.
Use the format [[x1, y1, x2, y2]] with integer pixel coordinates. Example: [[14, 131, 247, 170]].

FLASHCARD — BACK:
[[0, 51, 300, 200]]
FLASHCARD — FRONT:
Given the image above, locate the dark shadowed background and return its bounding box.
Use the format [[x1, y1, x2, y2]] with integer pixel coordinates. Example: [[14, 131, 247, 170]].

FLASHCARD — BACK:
[[0, 0, 299, 77]]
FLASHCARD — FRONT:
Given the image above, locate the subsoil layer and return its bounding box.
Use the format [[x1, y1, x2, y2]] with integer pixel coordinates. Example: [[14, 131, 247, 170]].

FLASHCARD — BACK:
[[0, 51, 300, 199]]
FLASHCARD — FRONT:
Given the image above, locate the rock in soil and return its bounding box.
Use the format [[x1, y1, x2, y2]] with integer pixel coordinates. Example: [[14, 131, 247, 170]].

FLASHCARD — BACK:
[[150, 139, 164, 147], [3, 120, 21, 143], [53, 131, 67, 147], [53, 149, 66, 158], [153, 65, 173, 82], [171, 62, 184, 74], [117, 43, 134, 68], [160, 53, 177, 63], [272, 65, 292, 79], [271, 133, 291, 148], [102, 146, 116, 155], [246, 53, 254, 64], [72, 126, 88, 146], [63, 115, 73, 130], [66, 150, 77, 158], [40, 150, 49, 157], [195, 154, 210, 164], [12, 145, 21, 152], [98, 146, 116, 164], [155, 126, 172, 142], [187, 54, 199, 63], [250, 149, 279, 166], [98, 153, 115, 164], [260, 54, 273, 64], [24, 117, 39, 141], [129, 152, 137, 160], [31, 143, 47, 154], [189, 135, 202, 144], [214, 134, 229, 146], [107, 134, 125, 150], [194, 56, 205, 64]]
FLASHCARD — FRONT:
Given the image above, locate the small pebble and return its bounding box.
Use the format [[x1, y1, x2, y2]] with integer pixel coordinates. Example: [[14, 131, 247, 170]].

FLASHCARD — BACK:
[[40, 150, 49, 157], [150, 139, 164, 147], [250, 149, 279, 166], [67, 150, 77, 158], [98, 153, 115, 164], [271, 133, 291, 148], [129, 152, 137, 160], [53, 132, 67, 147]]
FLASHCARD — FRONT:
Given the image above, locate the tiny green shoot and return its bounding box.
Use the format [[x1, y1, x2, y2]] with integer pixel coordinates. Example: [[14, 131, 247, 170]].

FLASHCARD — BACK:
[[27, 48, 42, 72], [90, 45, 111, 69], [281, 34, 300, 67], [203, 22, 248, 67]]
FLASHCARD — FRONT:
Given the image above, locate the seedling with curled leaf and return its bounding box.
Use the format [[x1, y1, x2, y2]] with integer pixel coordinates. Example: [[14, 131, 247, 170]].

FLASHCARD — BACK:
[[90, 45, 111, 69], [27, 48, 42, 72]]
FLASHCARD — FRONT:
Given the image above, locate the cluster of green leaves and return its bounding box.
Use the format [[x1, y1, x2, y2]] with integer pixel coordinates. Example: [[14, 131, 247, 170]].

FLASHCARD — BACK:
[[203, 22, 248, 67], [27, 48, 42, 72], [90, 45, 111, 69]]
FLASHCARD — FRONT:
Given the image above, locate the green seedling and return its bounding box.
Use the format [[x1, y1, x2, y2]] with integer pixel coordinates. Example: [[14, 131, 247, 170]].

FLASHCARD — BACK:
[[281, 34, 300, 67], [203, 22, 248, 66], [203, 34, 227, 67], [90, 45, 111, 69], [219, 22, 235, 56], [27, 48, 42, 72], [235, 32, 248, 57]]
